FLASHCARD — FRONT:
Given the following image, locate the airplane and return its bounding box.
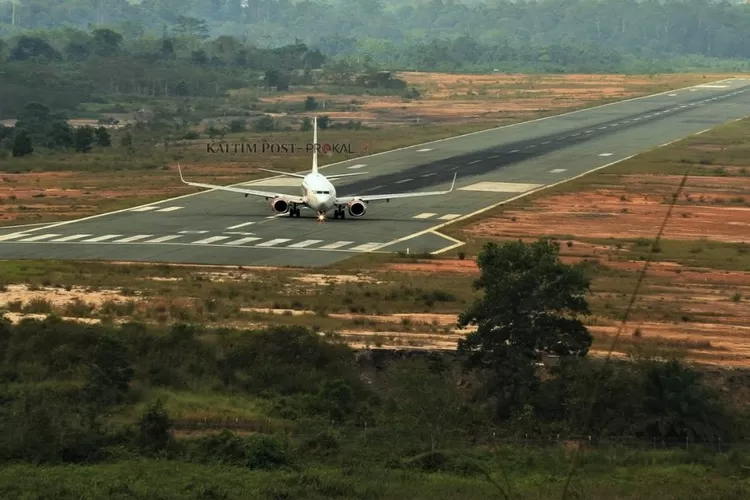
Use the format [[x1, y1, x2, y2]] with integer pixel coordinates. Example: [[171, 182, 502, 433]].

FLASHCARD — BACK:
[[177, 116, 457, 221]]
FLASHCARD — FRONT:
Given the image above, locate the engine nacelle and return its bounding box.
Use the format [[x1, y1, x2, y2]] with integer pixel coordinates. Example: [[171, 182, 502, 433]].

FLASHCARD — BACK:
[[347, 199, 367, 217], [270, 197, 289, 214]]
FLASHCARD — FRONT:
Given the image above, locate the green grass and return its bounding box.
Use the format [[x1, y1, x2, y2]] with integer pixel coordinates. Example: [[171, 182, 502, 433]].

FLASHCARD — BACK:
[[0, 448, 748, 500]]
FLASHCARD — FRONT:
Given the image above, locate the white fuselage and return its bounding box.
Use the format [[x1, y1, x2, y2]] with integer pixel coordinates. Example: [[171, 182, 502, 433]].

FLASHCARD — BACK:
[[301, 173, 336, 213]]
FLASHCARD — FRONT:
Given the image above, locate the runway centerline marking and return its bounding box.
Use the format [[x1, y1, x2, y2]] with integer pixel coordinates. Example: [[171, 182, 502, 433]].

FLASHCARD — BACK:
[[598, 153, 613, 157], [550, 169, 567, 173], [347, 164, 366, 169]]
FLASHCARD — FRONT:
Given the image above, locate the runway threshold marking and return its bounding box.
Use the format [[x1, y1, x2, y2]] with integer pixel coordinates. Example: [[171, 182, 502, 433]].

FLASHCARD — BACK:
[[115, 235, 153, 243], [155, 206, 182, 212], [414, 213, 437, 219], [130, 206, 159, 212], [256, 238, 291, 247], [319, 241, 354, 249], [145, 235, 182, 243], [18, 234, 61, 242], [550, 169, 567, 173], [349, 242, 383, 252], [224, 237, 261, 245], [287, 239, 324, 248], [82, 234, 121, 242], [437, 214, 461, 220], [50, 234, 92, 242], [193, 236, 230, 244]]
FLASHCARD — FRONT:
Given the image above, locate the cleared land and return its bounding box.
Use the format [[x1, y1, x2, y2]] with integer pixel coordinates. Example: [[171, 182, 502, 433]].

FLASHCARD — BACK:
[[0, 71, 729, 226]]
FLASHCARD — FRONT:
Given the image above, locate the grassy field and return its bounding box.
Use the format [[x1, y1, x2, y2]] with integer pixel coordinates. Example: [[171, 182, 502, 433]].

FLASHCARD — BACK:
[[1, 448, 748, 500]]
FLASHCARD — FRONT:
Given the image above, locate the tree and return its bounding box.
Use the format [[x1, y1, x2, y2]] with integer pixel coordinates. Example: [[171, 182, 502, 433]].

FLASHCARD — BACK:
[[300, 117, 313, 131], [83, 334, 133, 426], [12, 129, 33, 157], [384, 358, 477, 452], [137, 399, 173, 454], [457, 239, 593, 418], [94, 127, 111, 147], [74, 126, 95, 152], [640, 358, 733, 442], [304, 96, 318, 110], [318, 115, 331, 129]]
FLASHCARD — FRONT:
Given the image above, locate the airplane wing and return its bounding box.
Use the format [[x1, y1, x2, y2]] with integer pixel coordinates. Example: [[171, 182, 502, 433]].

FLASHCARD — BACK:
[[335, 173, 457, 204], [178, 164, 304, 203]]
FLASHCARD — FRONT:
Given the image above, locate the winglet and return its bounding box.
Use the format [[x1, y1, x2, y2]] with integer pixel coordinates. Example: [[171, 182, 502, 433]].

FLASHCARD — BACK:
[[449, 172, 457, 191]]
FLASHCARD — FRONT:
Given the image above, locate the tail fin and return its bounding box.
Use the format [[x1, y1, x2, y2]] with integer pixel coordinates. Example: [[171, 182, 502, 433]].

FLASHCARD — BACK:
[[311, 116, 318, 175]]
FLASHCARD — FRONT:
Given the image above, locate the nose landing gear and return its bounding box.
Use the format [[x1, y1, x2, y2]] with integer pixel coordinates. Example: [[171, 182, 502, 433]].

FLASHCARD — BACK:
[[332, 208, 345, 219], [288, 206, 301, 217]]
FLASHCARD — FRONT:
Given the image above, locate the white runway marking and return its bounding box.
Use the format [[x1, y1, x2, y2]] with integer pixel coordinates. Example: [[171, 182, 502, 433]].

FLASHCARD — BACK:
[[179, 230, 209, 234], [115, 234, 153, 243], [669, 93, 677, 96], [413, 213, 437, 219], [256, 238, 291, 247], [395, 178, 413, 184], [319, 241, 354, 249], [550, 169, 567, 173], [421, 173, 436, 178], [227, 221, 255, 229], [349, 242, 382, 252], [510, 149, 520, 153], [130, 206, 159, 212], [144, 235, 181, 243], [416, 148, 432, 152], [459, 182, 542, 193], [193, 236, 230, 244], [224, 237, 261, 245], [347, 164, 366, 169], [287, 239, 324, 248], [488, 154, 499, 158], [469, 159, 480, 164], [155, 206, 182, 212], [19, 233, 61, 242], [438, 214, 461, 220], [698, 84, 730, 88], [0, 233, 30, 241], [50, 234, 92, 242], [598, 153, 613, 157], [82, 234, 121, 242]]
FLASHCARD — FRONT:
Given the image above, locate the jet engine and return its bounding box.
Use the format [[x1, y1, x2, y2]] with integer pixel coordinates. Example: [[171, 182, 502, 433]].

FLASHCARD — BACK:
[[270, 197, 289, 214], [347, 199, 367, 217]]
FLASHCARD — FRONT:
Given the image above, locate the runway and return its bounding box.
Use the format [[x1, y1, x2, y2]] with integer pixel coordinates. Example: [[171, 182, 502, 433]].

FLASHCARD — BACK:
[[2, 77, 750, 267]]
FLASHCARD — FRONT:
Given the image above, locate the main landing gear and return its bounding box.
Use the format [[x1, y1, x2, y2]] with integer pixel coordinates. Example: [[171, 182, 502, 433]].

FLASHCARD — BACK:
[[288, 205, 301, 217], [332, 207, 346, 219]]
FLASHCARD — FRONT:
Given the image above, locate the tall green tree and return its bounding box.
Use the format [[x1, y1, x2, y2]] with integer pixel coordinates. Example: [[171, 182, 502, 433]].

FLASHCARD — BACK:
[[11, 129, 33, 157], [457, 239, 593, 418]]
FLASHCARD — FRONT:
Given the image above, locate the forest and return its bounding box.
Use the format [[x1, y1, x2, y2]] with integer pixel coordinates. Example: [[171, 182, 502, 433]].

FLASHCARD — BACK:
[[2, 0, 750, 77]]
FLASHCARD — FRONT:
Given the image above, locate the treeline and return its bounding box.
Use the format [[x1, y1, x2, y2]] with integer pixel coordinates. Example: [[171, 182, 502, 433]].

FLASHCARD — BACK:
[[2, 0, 750, 70], [0, 240, 746, 467], [0, 24, 416, 118], [0, 103, 112, 158]]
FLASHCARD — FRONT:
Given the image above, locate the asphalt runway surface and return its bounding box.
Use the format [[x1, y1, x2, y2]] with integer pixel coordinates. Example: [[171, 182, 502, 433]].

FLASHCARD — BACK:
[[2, 77, 750, 267]]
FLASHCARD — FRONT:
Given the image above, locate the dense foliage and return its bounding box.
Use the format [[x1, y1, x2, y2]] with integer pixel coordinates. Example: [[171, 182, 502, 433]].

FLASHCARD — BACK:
[[0, 240, 743, 469], [2, 0, 750, 74]]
